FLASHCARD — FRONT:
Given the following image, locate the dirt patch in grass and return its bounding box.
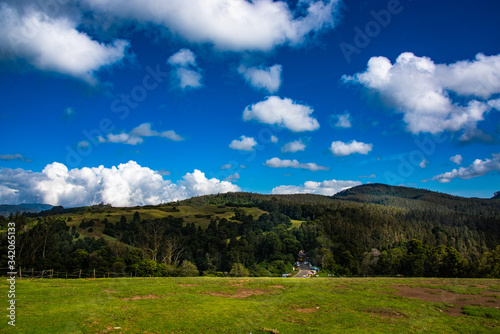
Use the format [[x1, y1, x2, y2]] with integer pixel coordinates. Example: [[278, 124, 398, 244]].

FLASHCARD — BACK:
[[393, 286, 500, 316], [203, 288, 270, 299], [295, 307, 319, 313], [363, 307, 405, 319], [122, 294, 162, 301], [104, 290, 116, 293], [269, 285, 284, 288]]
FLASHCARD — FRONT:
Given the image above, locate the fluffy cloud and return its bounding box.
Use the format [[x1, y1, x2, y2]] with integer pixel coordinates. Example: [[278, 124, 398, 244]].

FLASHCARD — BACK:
[[281, 140, 306, 153], [224, 173, 240, 182], [330, 140, 373, 156], [343, 52, 500, 136], [419, 159, 429, 169], [167, 49, 202, 89], [264, 157, 328, 171], [238, 64, 282, 93], [0, 161, 240, 207], [98, 123, 184, 145], [450, 154, 463, 165], [272, 179, 361, 196], [229, 135, 257, 151], [430, 153, 500, 183], [271, 136, 279, 143], [331, 112, 352, 128], [243, 96, 320, 132], [81, 0, 340, 51], [0, 3, 128, 83]]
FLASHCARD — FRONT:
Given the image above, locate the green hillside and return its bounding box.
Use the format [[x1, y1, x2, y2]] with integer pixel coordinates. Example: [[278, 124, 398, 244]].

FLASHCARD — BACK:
[[2, 184, 500, 279]]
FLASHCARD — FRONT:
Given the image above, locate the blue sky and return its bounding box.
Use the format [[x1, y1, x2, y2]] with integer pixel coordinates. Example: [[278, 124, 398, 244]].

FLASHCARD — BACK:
[[0, 0, 499, 207]]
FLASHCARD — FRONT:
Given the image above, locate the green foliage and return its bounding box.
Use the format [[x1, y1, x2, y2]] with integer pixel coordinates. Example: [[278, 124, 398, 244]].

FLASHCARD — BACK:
[[229, 262, 250, 277]]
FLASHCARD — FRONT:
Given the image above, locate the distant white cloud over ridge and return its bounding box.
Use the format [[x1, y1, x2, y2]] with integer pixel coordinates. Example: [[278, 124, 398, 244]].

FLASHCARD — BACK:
[[272, 179, 361, 196], [81, 0, 340, 51], [264, 157, 328, 171], [343, 52, 500, 137], [243, 96, 320, 132], [0, 161, 240, 207], [430, 153, 500, 183]]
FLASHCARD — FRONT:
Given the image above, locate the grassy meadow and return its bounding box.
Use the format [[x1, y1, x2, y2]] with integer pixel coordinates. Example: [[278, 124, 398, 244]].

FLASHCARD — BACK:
[[3, 277, 500, 333]]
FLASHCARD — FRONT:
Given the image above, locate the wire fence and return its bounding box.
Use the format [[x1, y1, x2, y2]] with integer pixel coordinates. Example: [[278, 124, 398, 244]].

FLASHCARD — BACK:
[[1, 268, 137, 279]]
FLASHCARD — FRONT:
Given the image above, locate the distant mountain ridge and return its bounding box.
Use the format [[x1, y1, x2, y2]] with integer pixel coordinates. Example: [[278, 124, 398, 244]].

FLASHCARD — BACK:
[[0, 204, 53, 217]]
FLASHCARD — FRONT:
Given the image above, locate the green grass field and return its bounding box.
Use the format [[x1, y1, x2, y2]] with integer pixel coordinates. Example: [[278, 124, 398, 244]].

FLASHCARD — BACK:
[[3, 277, 500, 333]]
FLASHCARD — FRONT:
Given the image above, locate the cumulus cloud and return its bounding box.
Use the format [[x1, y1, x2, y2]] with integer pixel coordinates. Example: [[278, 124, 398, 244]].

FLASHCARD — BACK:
[[331, 112, 352, 128], [0, 3, 129, 83], [98, 123, 184, 145], [264, 157, 328, 171], [0, 161, 240, 207], [281, 140, 306, 153], [243, 96, 320, 132], [330, 140, 373, 156], [272, 179, 361, 196], [271, 135, 279, 143], [450, 154, 463, 165], [221, 164, 232, 170], [229, 135, 257, 151], [81, 0, 340, 51], [238, 64, 282, 93], [419, 159, 429, 169], [167, 49, 202, 89], [343, 52, 500, 136], [430, 153, 500, 183]]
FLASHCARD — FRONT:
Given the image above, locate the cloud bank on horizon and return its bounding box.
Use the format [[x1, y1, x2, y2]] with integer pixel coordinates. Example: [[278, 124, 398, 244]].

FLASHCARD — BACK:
[[0, 161, 240, 207]]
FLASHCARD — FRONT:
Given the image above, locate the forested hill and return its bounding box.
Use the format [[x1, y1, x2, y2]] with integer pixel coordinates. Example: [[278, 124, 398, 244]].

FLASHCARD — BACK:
[[179, 184, 500, 217], [333, 183, 500, 215]]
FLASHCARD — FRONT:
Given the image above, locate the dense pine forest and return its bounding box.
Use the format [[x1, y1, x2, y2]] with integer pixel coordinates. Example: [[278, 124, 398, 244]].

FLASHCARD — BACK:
[[1, 184, 500, 278]]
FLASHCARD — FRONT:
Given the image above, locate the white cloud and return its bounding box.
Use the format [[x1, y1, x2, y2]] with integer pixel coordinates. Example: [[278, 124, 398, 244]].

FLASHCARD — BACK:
[[98, 123, 184, 145], [281, 140, 306, 153], [82, 0, 340, 51], [343, 52, 500, 136], [0, 154, 29, 162], [358, 174, 376, 178], [229, 135, 257, 151], [489, 99, 500, 110], [167, 49, 202, 89], [332, 112, 352, 128], [271, 135, 279, 143], [243, 96, 320, 132], [430, 153, 500, 183], [0, 161, 240, 207], [419, 159, 429, 169], [224, 173, 240, 182], [450, 154, 463, 165], [238, 64, 282, 93], [221, 164, 232, 170], [0, 4, 128, 83], [330, 140, 373, 156], [263, 157, 328, 171], [272, 179, 361, 196]]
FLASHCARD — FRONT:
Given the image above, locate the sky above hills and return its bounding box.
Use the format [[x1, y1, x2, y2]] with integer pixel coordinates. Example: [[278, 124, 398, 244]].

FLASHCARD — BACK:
[[0, 0, 499, 207]]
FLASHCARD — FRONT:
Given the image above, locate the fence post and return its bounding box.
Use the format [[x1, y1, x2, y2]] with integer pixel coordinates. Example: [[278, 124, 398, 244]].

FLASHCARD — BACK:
[[79, 270, 82, 279], [93, 269, 96, 279], [19, 268, 22, 280]]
